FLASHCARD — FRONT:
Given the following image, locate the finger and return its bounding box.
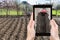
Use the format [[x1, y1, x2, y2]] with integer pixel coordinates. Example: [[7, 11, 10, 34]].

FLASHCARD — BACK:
[[50, 19, 55, 29], [27, 13, 34, 29], [50, 19, 59, 36], [52, 19, 58, 28], [27, 21, 35, 30], [50, 19, 58, 31], [30, 12, 33, 20], [31, 21, 35, 29], [27, 20, 35, 36], [27, 13, 33, 27], [50, 19, 58, 29], [50, 19, 54, 27]]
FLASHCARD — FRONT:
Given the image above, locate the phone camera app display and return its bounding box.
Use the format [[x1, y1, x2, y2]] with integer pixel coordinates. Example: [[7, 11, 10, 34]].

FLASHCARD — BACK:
[[33, 5, 52, 36], [35, 8, 50, 33]]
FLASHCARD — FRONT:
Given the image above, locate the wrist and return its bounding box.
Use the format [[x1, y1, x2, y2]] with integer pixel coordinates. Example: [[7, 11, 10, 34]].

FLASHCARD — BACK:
[[50, 36, 59, 40], [54, 37, 59, 40], [26, 37, 32, 40], [26, 36, 35, 40]]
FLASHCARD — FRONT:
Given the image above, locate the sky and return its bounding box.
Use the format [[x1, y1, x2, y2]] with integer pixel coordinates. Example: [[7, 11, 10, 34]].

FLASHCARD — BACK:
[[21, 0, 60, 5], [0, 0, 60, 5]]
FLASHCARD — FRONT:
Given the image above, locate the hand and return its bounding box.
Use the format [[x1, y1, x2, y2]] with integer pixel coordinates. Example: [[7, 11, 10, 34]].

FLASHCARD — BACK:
[[50, 19, 59, 40], [26, 13, 35, 40], [26, 13, 59, 40]]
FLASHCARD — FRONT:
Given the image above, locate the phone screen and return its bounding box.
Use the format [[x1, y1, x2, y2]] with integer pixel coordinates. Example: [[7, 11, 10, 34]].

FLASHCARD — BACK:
[[33, 5, 52, 36]]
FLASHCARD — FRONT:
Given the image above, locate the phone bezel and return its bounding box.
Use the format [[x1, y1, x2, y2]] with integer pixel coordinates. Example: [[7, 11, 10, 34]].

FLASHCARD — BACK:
[[33, 5, 52, 36]]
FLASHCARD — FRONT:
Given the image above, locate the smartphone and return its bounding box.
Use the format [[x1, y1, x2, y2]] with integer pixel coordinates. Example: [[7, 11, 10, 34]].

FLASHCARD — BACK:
[[33, 5, 52, 36]]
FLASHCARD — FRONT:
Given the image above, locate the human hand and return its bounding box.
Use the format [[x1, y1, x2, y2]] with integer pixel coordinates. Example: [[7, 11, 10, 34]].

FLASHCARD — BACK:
[[26, 13, 35, 40], [26, 13, 60, 40], [50, 19, 59, 40]]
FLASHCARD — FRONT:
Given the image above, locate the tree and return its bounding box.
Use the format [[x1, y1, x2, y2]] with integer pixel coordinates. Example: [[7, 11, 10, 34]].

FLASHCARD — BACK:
[[3, 1, 9, 16], [56, 4, 60, 16], [14, 0, 20, 16], [22, 1, 31, 15], [56, 4, 60, 10], [0, 2, 2, 13]]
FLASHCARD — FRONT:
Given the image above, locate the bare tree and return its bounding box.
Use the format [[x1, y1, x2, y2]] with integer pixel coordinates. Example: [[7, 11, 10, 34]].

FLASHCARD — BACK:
[[0, 2, 2, 13], [3, 1, 9, 16], [14, 1, 20, 16]]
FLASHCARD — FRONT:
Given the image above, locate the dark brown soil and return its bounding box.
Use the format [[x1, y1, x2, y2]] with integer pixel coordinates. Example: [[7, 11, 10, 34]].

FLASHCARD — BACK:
[[0, 16, 60, 40], [0, 16, 30, 40]]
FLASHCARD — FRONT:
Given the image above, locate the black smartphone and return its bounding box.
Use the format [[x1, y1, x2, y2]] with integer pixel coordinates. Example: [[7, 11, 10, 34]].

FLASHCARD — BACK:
[[33, 5, 52, 36]]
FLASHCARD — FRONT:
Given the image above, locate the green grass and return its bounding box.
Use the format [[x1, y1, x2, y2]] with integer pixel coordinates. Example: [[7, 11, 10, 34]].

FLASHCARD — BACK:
[[9, 10, 17, 15], [52, 10, 56, 15], [0, 9, 60, 16], [52, 10, 60, 15], [0, 9, 23, 16], [0, 9, 6, 15], [57, 10, 60, 15]]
